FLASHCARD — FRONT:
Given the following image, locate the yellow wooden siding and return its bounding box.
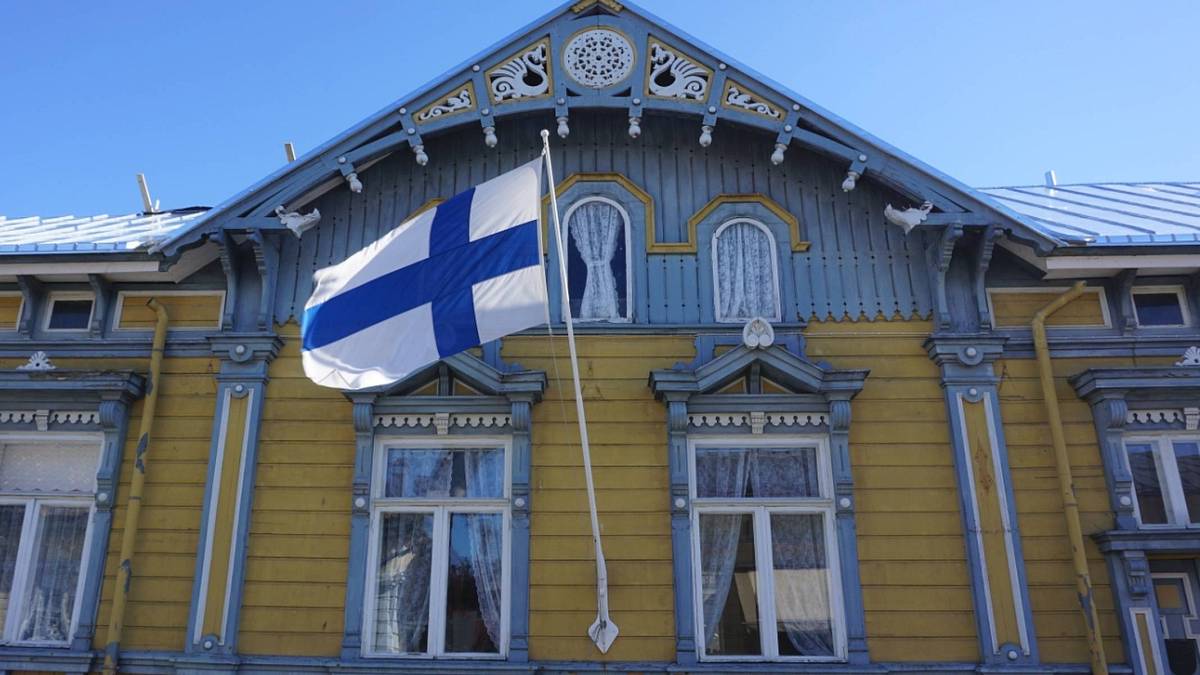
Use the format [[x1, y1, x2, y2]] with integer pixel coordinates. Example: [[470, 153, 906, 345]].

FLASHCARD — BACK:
[[989, 289, 1108, 328], [237, 322, 354, 656], [0, 355, 223, 652], [994, 355, 1177, 664], [116, 292, 224, 330], [0, 293, 23, 330], [806, 319, 979, 662]]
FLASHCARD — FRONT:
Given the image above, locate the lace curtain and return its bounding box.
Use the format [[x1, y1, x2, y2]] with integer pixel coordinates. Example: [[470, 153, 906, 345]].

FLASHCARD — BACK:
[[569, 201, 622, 320], [464, 450, 504, 648], [771, 514, 834, 656], [18, 506, 89, 643], [715, 221, 777, 321]]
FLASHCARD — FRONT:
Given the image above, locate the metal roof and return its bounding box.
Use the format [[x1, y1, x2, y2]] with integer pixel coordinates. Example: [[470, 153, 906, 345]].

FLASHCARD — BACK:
[[978, 182, 1200, 247], [0, 209, 208, 254]]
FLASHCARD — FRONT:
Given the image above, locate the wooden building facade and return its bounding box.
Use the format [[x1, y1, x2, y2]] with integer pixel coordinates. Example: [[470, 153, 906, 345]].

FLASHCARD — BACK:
[[2, 1, 1199, 673]]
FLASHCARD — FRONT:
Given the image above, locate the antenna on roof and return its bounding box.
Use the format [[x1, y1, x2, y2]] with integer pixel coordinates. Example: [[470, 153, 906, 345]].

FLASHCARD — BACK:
[[284, 142, 297, 163], [136, 173, 160, 214], [1044, 170, 1058, 187]]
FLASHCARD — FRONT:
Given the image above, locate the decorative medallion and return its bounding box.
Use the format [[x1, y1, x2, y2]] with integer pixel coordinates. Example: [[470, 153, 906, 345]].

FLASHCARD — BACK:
[[721, 80, 783, 120], [562, 28, 634, 89], [1178, 346, 1200, 366], [487, 38, 552, 104], [414, 82, 477, 123], [17, 351, 55, 371], [645, 37, 710, 101]]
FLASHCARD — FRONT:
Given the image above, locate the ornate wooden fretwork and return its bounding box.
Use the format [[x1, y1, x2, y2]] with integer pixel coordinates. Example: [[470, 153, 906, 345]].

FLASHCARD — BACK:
[[562, 28, 634, 89], [487, 38, 552, 104], [414, 82, 477, 123], [721, 80, 782, 120], [645, 37, 711, 101]]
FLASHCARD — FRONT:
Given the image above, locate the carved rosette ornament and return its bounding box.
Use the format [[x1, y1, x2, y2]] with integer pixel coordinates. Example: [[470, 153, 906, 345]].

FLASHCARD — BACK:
[[562, 28, 634, 89], [721, 80, 782, 120], [487, 39, 552, 103], [414, 82, 477, 123], [645, 38, 710, 101]]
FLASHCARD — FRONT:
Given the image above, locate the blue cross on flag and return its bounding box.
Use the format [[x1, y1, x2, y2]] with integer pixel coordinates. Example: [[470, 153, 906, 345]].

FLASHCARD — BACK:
[[301, 159, 547, 390]]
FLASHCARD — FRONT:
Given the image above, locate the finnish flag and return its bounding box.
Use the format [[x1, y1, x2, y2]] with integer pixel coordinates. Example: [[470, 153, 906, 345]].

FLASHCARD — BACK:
[[301, 159, 547, 390]]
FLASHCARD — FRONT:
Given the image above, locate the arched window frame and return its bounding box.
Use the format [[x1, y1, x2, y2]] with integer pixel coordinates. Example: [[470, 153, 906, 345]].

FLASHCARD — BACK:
[[561, 195, 634, 323], [710, 218, 782, 324]]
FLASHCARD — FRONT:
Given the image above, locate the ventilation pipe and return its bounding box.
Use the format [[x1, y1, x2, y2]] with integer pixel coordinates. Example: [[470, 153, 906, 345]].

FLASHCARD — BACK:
[[102, 298, 168, 675], [1031, 282, 1108, 675]]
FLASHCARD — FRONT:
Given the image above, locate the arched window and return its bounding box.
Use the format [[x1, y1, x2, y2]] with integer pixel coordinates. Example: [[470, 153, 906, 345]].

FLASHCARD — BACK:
[[712, 219, 780, 322], [563, 197, 630, 321]]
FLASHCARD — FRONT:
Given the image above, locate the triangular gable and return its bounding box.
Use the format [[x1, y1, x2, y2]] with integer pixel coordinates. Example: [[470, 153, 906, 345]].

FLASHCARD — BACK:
[[154, 0, 1060, 257]]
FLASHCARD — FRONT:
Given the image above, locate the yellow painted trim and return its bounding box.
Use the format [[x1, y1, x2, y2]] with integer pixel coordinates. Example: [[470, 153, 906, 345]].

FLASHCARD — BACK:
[[963, 398, 1021, 651], [1131, 608, 1163, 675], [643, 36, 713, 102], [571, 0, 623, 12], [412, 81, 477, 124], [720, 79, 785, 121], [687, 194, 809, 253], [202, 392, 250, 639], [485, 37, 554, 106], [404, 197, 446, 225], [541, 173, 653, 253], [0, 291, 23, 331]]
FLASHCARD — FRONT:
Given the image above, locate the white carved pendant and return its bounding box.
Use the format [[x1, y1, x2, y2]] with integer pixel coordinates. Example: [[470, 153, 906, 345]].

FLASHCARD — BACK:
[[562, 28, 634, 89], [487, 39, 552, 104], [645, 38, 711, 101], [414, 82, 476, 123], [721, 80, 782, 120]]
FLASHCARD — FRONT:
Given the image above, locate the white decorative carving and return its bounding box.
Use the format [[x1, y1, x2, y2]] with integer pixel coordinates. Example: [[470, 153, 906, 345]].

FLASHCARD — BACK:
[[412, 144, 429, 166], [689, 413, 748, 428], [1125, 409, 1184, 425], [698, 124, 713, 147], [345, 172, 363, 193], [556, 116, 570, 139], [488, 42, 550, 102], [0, 411, 37, 424], [723, 82, 782, 119], [34, 410, 48, 432], [742, 318, 775, 349], [451, 414, 512, 429], [434, 412, 451, 436], [646, 41, 709, 100], [883, 201, 934, 234], [415, 85, 474, 122], [374, 412, 513, 430], [688, 412, 829, 429], [274, 206, 321, 237], [562, 28, 634, 89], [374, 414, 434, 429], [1187, 407, 1200, 431], [771, 143, 787, 166], [628, 116, 641, 138], [1177, 346, 1200, 366], [842, 170, 860, 192], [17, 351, 55, 371], [767, 413, 830, 428], [749, 411, 767, 434], [482, 126, 498, 148], [52, 411, 99, 425]]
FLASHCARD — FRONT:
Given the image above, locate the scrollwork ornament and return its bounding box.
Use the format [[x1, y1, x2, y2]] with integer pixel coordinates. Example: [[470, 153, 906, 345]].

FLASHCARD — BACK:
[[562, 28, 634, 89], [415, 84, 475, 123], [647, 41, 709, 101], [488, 42, 550, 103], [723, 82, 782, 119]]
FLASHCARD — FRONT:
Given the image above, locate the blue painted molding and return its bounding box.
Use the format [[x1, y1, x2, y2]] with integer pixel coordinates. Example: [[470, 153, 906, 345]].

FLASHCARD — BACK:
[[649, 340, 870, 665], [0, 369, 145, 654], [185, 334, 281, 656], [925, 335, 1040, 666], [691, 201, 798, 324], [338, 351, 545, 663]]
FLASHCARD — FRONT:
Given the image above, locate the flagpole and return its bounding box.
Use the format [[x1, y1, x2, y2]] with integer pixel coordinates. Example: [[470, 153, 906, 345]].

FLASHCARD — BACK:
[[540, 129, 619, 653]]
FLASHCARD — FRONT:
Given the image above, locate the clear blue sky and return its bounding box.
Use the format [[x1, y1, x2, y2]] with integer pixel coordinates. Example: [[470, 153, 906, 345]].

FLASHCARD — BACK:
[[1, 0, 1196, 217]]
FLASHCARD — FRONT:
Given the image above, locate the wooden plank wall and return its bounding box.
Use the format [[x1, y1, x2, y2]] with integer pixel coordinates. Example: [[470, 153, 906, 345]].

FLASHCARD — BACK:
[[0, 353, 223, 653], [275, 112, 934, 326], [994, 355, 1164, 664]]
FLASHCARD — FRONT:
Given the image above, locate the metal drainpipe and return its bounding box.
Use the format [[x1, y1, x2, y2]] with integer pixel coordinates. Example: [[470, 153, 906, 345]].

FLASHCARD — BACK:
[[102, 299, 168, 675], [1031, 281, 1108, 675]]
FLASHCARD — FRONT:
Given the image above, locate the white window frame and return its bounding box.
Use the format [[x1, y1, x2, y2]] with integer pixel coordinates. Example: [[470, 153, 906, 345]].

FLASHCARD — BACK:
[[687, 435, 846, 662], [711, 218, 783, 324], [1131, 285, 1191, 328], [41, 292, 95, 333], [361, 436, 512, 659], [561, 195, 633, 323], [1124, 432, 1200, 528], [0, 432, 102, 647]]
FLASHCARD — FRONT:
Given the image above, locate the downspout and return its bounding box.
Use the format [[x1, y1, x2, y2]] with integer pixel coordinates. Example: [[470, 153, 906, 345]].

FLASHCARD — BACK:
[[1031, 281, 1108, 675], [102, 299, 168, 675]]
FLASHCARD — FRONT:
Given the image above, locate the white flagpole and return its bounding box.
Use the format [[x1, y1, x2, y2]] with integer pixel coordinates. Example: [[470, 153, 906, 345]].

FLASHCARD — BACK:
[[540, 129, 619, 653]]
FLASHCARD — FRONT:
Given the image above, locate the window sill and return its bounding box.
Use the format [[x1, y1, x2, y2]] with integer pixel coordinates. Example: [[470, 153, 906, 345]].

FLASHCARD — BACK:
[[0, 645, 93, 673]]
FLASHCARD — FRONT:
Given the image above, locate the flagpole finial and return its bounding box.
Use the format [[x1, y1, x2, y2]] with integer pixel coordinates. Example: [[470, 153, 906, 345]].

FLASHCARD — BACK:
[[540, 129, 550, 142]]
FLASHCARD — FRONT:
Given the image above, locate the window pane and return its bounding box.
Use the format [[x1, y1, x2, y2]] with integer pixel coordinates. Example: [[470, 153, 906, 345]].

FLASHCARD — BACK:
[[374, 512, 434, 654], [444, 513, 502, 653], [47, 300, 92, 330], [0, 504, 26, 630], [1173, 441, 1200, 524], [771, 513, 835, 657], [566, 200, 627, 321], [1134, 292, 1185, 326], [383, 448, 503, 499], [715, 221, 777, 321], [0, 443, 100, 493], [696, 447, 820, 499], [18, 506, 89, 643], [1127, 442, 1168, 524], [698, 513, 761, 656]]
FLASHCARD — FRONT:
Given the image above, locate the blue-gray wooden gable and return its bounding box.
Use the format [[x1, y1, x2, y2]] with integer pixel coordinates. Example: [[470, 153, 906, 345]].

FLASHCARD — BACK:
[[273, 111, 934, 326]]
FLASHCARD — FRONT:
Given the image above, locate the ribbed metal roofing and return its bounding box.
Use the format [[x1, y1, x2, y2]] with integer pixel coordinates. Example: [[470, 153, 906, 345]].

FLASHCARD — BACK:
[[0, 208, 208, 254], [979, 182, 1200, 247]]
